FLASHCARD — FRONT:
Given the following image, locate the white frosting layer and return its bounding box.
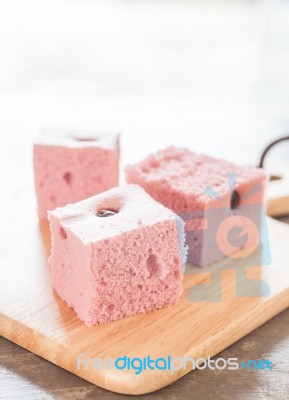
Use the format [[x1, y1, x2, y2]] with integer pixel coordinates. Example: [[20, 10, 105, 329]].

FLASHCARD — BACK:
[[49, 184, 177, 243], [35, 127, 119, 150]]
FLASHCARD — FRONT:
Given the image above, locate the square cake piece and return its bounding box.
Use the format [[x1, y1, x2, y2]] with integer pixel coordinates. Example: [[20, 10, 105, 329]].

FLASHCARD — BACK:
[[48, 184, 187, 326], [125, 146, 267, 267], [34, 127, 120, 219]]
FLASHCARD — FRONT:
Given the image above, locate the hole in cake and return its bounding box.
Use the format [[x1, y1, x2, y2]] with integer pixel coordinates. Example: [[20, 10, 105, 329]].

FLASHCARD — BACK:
[[137, 285, 143, 289], [230, 190, 240, 209], [270, 174, 282, 181], [146, 254, 160, 278], [63, 172, 72, 184], [72, 137, 98, 142], [59, 227, 67, 240], [174, 270, 180, 279], [96, 197, 122, 217], [96, 209, 118, 217], [107, 304, 115, 312]]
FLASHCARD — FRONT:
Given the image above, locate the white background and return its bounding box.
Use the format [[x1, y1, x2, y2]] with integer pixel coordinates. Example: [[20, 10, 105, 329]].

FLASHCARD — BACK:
[[0, 0, 289, 192]]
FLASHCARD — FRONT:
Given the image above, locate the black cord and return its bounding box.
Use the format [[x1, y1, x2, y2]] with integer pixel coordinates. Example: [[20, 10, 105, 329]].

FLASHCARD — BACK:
[[258, 135, 289, 169]]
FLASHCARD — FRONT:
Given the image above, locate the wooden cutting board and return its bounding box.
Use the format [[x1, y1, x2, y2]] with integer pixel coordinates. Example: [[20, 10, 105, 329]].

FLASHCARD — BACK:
[[266, 159, 289, 217], [0, 186, 289, 395]]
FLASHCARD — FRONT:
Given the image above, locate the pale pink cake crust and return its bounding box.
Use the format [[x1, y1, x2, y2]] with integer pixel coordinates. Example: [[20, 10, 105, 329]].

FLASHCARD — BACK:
[[34, 127, 120, 219], [125, 146, 267, 267], [125, 146, 267, 212], [48, 184, 186, 326]]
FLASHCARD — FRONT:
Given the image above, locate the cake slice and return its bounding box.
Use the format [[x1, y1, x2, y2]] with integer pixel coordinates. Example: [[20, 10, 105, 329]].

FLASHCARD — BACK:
[[48, 184, 187, 326], [125, 146, 267, 267], [34, 127, 120, 219]]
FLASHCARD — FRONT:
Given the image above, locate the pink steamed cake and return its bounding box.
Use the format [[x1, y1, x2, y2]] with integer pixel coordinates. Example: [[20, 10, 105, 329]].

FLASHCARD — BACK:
[[34, 127, 120, 219], [125, 146, 267, 267], [48, 184, 187, 326]]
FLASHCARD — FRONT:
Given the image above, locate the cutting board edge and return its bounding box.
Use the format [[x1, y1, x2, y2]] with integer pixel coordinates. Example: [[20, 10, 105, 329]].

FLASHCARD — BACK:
[[1, 285, 289, 395]]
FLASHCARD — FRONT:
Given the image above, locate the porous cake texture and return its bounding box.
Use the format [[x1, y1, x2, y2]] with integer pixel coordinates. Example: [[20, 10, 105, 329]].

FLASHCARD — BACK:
[[34, 127, 120, 219], [125, 146, 267, 267], [48, 184, 187, 326]]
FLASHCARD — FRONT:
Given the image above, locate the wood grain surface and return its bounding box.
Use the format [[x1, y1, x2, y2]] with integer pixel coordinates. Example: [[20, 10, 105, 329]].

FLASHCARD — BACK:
[[0, 187, 289, 395], [1, 306, 289, 400]]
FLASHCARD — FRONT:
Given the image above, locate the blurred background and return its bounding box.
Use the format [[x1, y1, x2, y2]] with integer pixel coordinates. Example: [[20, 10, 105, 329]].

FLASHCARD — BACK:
[[0, 0, 289, 191]]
